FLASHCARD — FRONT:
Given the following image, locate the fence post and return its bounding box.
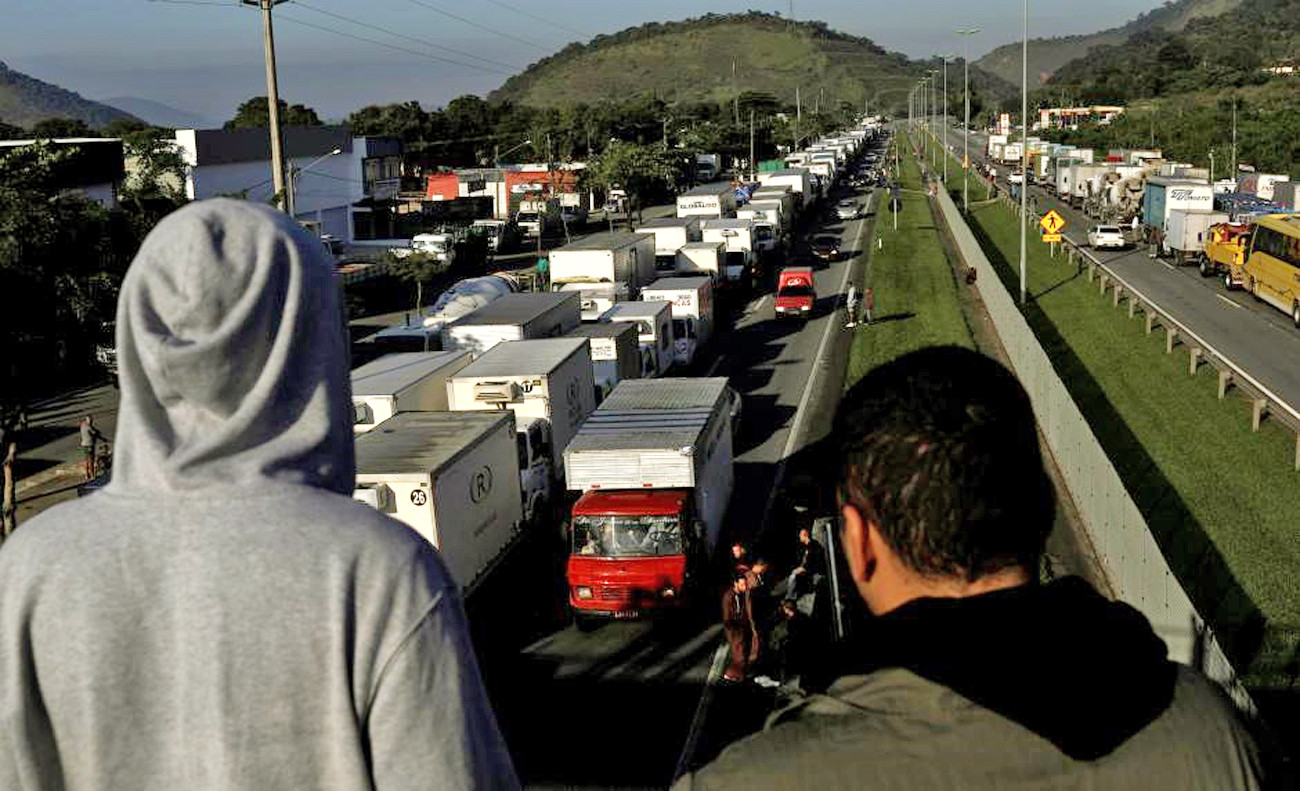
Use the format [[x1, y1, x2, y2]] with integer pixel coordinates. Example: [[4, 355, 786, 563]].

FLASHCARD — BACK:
[[1129, 298, 1138, 319], [1252, 399, 1267, 431], [1146, 311, 1156, 335], [1166, 327, 1178, 354], [1189, 348, 1202, 376], [1219, 370, 1233, 399], [1113, 285, 1122, 308]]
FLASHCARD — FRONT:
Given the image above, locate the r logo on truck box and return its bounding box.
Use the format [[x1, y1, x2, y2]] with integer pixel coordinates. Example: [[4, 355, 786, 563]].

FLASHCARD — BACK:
[[470, 467, 494, 504]]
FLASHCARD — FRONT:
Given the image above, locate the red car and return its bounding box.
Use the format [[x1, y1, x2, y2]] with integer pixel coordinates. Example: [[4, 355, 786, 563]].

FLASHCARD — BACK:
[[774, 267, 816, 319]]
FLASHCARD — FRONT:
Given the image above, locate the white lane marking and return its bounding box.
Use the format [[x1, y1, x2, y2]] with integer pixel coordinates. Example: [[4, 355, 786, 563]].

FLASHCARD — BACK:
[[1161, 262, 1176, 272], [673, 641, 732, 780], [1217, 294, 1244, 310]]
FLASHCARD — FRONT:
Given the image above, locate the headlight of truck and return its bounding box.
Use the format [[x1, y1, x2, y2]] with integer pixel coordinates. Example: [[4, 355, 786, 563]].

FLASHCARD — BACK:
[[801, 305, 810, 311], [660, 587, 676, 599], [575, 586, 593, 599]]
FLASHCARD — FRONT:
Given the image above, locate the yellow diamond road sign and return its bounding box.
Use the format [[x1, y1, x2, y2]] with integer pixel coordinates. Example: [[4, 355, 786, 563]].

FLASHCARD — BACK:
[[1039, 210, 1067, 235]]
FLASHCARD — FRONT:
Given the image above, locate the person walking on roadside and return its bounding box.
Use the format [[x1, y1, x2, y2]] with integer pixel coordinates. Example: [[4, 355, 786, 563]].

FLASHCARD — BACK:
[[0, 200, 519, 790], [677, 346, 1265, 790], [78, 415, 106, 481], [722, 575, 760, 683]]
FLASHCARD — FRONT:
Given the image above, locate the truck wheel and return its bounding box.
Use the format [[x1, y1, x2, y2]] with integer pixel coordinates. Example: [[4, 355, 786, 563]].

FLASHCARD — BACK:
[[1198, 258, 1212, 278], [1223, 271, 1234, 291], [1293, 302, 1300, 329]]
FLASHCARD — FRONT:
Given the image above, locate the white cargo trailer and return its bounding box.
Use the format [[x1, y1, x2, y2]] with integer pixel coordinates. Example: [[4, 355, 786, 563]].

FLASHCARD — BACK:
[[602, 300, 674, 378], [446, 338, 595, 481], [441, 292, 580, 357], [641, 276, 714, 368], [563, 377, 735, 552], [675, 241, 726, 281], [676, 183, 738, 219], [635, 217, 703, 271], [353, 410, 523, 595], [351, 350, 472, 433], [549, 231, 656, 320], [701, 218, 756, 285], [1162, 209, 1230, 264], [759, 169, 813, 208], [566, 321, 642, 402]]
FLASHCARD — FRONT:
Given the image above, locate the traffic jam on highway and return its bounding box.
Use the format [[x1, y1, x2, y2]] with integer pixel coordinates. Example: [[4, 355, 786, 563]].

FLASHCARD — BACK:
[[339, 118, 892, 784]]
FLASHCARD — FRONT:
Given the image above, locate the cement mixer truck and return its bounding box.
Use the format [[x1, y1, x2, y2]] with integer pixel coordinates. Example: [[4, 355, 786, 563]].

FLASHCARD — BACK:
[[365, 273, 521, 354]]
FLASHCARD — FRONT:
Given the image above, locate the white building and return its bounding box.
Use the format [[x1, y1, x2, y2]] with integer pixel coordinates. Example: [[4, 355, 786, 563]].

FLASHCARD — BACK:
[[173, 126, 401, 242], [0, 137, 124, 208]]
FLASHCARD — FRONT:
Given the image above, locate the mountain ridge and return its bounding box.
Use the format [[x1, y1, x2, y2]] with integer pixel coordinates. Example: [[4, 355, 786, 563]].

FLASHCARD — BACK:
[[0, 61, 138, 130]]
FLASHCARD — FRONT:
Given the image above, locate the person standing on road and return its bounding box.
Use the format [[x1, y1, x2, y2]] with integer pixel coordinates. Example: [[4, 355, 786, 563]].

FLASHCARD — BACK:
[[78, 415, 105, 481], [784, 527, 825, 600], [677, 346, 1265, 790], [0, 200, 518, 790], [722, 576, 760, 683]]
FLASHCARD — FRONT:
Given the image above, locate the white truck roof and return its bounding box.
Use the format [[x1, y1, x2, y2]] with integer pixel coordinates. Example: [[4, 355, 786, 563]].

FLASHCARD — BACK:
[[598, 377, 728, 411], [568, 322, 639, 341], [354, 410, 512, 477], [680, 182, 734, 197], [453, 337, 587, 378], [351, 351, 469, 396], [566, 378, 729, 456], [603, 301, 671, 320], [681, 241, 726, 251], [636, 217, 699, 229], [701, 219, 752, 230], [643, 276, 710, 292], [554, 231, 653, 252], [447, 293, 575, 326]]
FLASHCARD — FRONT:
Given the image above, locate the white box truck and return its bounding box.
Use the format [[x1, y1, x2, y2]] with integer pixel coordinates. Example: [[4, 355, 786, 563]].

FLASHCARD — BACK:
[[441, 292, 580, 357], [701, 218, 756, 286], [1162, 209, 1230, 265], [351, 350, 472, 433], [566, 321, 641, 402], [760, 169, 813, 209], [602, 300, 674, 378], [675, 241, 726, 281], [447, 338, 596, 521], [549, 231, 656, 321], [641, 276, 714, 368], [676, 183, 738, 219], [564, 377, 735, 622], [635, 217, 702, 272], [353, 410, 523, 596]]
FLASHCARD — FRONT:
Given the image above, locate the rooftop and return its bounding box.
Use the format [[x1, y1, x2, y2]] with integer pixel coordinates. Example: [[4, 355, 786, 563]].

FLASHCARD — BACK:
[[354, 410, 511, 475], [644, 276, 711, 292], [636, 217, 699, 229], [679, 182, 734, 197], [555, 231, 652, 252], [567, 322, 639, 340], [447, 293, 576, 326], [351, 351, 469, 396], [453, 338, 587, 377], [603, 301, 672, 320]]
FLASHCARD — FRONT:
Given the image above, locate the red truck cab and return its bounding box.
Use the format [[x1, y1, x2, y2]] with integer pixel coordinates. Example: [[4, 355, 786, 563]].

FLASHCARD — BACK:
[[567, 489, 701, 624], [774, 267, 816, 318]]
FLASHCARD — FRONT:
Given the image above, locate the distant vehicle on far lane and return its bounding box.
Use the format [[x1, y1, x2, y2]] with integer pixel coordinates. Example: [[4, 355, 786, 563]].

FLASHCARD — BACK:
[[811, 237, 842, 264], [1087, 225, 1127, 250], [835, 200, 860, 220]]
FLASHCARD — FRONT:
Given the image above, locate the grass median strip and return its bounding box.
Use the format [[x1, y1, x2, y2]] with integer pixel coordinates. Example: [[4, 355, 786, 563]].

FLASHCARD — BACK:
[[964, 197, 1300, 685], [845, 134, 973, 387]]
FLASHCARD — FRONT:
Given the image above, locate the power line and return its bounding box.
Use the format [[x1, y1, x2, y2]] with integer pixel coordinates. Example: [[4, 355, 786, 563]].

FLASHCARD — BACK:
[[147, 0, 250, 6], [275, 13, 512, 74], [400, 0, 550, 53], [478, 0, 586, 39], [290, 0, 525, 72]]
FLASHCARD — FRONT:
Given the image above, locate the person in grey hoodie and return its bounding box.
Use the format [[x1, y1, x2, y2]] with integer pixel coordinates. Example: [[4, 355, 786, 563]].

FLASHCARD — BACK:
[[0, 199, 519, 790]]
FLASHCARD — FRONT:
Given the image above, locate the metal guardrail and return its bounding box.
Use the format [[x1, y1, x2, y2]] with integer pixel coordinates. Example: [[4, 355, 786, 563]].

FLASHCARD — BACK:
[[996, 190, 1300, 469]]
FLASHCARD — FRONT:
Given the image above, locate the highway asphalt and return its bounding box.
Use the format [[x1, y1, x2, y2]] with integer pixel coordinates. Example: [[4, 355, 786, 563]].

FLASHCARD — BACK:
[[472, 173, 876, 790], [965, 129, 1300, 416]]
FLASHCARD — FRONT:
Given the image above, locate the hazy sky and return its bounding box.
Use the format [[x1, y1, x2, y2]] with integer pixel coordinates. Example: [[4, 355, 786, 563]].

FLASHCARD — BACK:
[[2, 0, 1163, 123]]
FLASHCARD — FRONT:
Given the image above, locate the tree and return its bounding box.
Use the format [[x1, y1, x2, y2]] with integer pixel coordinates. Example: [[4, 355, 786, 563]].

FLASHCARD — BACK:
[[388, 252, 445, 312], [29, 117, 98, 139], [224, 97, 323, 130], [0, 119, 24, 139], [582, 141, 690, 225], [117, 127, 190, 250]]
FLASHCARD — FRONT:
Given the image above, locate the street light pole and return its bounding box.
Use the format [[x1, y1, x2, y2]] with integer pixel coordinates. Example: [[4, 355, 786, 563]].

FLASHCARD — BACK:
[[958, 28, 980, 212], [929, 69, 940, 171], [286, 146, 343, 224], [942, 56, 950, 183], [243, 0, 291, 215], [1019, 0, 1028, 306]]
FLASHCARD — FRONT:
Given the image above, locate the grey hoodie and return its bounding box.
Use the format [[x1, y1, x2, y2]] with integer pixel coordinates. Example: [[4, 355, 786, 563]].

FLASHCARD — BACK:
[[0, 199, 519, 790]]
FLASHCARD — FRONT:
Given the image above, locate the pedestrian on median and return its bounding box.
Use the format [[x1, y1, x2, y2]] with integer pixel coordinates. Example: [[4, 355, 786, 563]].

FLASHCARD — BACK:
[[78, 415, 105, 481], [722, 575, 760, 683], [0, 200, 519, 790], [676, 346, 1265, 791]]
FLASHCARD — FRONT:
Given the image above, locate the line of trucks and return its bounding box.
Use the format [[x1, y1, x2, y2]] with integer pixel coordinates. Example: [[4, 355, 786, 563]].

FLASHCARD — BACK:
[[985, 136, 1300, 325], [345, 116, 881, 621]]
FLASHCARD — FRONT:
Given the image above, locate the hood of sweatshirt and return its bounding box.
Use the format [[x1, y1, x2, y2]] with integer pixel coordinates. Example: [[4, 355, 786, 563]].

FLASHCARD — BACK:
[[108, 198, 354, 495], [866, 576, 1177, 761]]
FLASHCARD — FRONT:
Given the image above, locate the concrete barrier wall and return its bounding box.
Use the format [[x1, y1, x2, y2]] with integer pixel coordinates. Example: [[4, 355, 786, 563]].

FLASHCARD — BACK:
[[933, 186, 1254, 712]]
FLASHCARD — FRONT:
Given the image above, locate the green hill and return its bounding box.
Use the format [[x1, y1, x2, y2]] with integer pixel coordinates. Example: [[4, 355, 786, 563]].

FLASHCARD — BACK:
[[974, 0, 1242, 87], [489, 12, 1008, 114], [1049, 0, 1300, 99], [0, 61, 137, 131]]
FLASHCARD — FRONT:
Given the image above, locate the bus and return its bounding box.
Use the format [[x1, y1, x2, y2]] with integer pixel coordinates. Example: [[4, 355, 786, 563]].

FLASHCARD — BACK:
[[1244, 214, 1300, 327]]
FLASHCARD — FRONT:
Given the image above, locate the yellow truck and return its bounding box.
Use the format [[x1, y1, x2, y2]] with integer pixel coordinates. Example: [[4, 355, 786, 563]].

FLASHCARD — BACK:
[[1199, 222, 1252, 291]]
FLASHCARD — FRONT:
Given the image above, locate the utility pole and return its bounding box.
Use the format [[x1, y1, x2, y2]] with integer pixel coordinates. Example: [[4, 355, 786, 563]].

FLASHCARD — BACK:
[[732, 58, 740, 126], [958, 28, 980, 213], [243, 0, 292, 215], [795, 85, 802, 150], [942, 56, 949, 183], [1231, 98, 1238, 176], [749, 108, 756, 181], [1019, 0, 1028, 306]]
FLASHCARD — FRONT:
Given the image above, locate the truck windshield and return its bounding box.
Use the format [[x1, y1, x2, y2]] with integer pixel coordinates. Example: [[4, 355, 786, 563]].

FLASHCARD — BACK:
[[778, 285, 815, 298], [573, 515, 683, 557]]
